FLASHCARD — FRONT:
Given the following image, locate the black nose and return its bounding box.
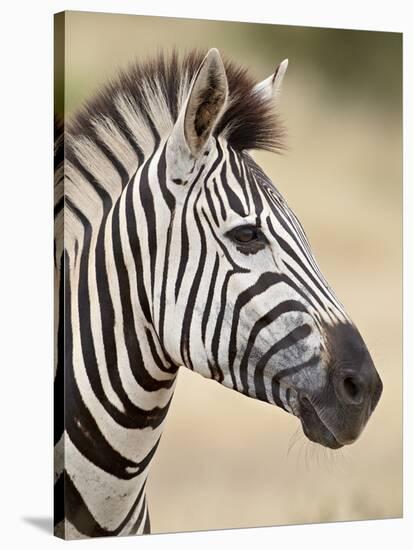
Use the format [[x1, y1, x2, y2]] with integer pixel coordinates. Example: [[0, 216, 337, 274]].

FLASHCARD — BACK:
[[333, 361, 383, 409], [327, 323, 383, 412]]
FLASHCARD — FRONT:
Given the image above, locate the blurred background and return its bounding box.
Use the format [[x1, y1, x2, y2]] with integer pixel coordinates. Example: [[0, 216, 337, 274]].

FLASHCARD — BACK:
[[56, 11, 402, 534]]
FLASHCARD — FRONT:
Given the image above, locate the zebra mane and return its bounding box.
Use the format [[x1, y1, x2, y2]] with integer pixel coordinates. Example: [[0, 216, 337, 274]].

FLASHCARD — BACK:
[[67, 50, 286, 156]]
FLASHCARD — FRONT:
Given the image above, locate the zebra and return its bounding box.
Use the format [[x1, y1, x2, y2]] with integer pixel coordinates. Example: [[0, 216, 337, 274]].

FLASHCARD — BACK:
[[54, 48, 383, 539]]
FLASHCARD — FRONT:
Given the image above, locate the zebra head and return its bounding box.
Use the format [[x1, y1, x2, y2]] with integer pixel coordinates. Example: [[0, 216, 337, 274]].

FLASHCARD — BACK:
[[155, 49, 383, 449]]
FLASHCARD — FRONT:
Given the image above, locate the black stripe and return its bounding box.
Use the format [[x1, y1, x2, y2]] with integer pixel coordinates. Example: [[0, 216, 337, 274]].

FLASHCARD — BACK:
[[284, 261, 327, 313], [228, 145, 241, 180], [54, 198, 64, 218], [213, 177, 227, 221], [201, 253, 220, 343], [210, 270, 234, 371], [271, 355, 320, 405], [175, 164, 205, 301], [245, 160, 263, 219], [54, 133, 64, 171], [254, 325, 312, 402], [54, 472, 65, 527], [145, 327, 178, 374], [264, 201, 316, 274], [277, 233, 337, 310], [143, 504, 151, 534], [265, 203, 335, 305], [237, 300, 309, 395], [271, 379, 284, 409], [158, 143, 175, 209], [287, 207, 333, 288], [54, 254, 65, 445], [139, 155, 158, 306], [158, 145, 176, 348], [93, 135, 130, 188], [66, 153, 112, 209], [109, 114, 145, 166], [274, 354, 320, 383], [221, 161, 246, 217], [65, 471, 147, 537], [180, 188, 207, 369], [228, 147, 250, 214], [202, 208, 247, 270], [238, 151, 251, 214], [204, 137, 224, 183], [125, 171, 152, 323], [204, 182, 219, 226], [144, 112, 161, 148], [130, 497, 148, 535]]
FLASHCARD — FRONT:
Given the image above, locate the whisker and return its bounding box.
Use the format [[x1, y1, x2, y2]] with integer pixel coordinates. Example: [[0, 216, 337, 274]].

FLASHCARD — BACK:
[[287, 426, 302, 457], [295, 437, 306, 472]]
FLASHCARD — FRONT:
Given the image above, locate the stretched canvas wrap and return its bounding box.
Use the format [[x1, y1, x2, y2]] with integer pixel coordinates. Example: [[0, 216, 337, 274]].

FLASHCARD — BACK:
[[54, 11, 402, 540]]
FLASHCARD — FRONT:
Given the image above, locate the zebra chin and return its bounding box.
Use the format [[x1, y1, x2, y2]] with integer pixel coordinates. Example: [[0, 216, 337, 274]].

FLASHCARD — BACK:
[[298, 397, 346, 449], [293, 385, 382, 450]]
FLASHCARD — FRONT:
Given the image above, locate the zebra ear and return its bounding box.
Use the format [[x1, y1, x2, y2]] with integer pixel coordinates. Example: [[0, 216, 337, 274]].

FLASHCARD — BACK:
[[169, 49, 228, 168], [183, 48, 228, 156], [254, 59, 289, 102]]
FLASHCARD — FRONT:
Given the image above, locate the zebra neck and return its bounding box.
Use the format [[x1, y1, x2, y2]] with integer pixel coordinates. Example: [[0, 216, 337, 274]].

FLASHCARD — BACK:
[[66, 195, 179, 440], [61, 184, 179, 536]]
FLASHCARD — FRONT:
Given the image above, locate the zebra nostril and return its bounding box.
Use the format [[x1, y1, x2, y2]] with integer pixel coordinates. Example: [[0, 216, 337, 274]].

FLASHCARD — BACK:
[[338, 374, 364, 405], [343, 376, 360, 400]]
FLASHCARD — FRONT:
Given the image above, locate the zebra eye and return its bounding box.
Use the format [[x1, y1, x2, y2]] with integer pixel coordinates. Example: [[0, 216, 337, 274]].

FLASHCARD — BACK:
[[226, 225, 268, 255], [229, 225, 260, 244]]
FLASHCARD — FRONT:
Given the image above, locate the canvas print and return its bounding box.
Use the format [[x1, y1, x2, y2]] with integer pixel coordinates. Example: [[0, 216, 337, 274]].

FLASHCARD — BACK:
[[54, 11, 402, 539]]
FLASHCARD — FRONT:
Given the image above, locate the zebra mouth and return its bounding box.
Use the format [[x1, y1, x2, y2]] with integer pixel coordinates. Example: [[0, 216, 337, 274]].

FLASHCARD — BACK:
[[297, 396, 343, 450]]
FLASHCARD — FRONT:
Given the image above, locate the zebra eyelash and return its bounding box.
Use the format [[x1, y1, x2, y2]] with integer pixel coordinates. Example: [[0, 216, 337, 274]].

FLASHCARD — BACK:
[[225, 224, 269, 255]]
